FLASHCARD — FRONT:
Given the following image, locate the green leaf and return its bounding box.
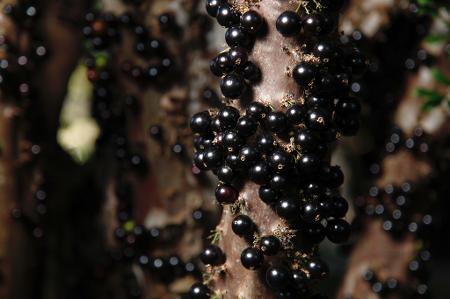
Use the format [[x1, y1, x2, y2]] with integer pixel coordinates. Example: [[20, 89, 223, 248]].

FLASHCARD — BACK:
[[432, 68, 450, 86], [424, 34, 447, 44], [417, 0, 432, 5], [415, 88, 445, 111]]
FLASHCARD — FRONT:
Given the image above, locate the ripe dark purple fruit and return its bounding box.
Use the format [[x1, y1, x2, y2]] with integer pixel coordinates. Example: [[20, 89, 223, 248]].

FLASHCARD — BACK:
[[335, 97, 361, 115], [268, 150, 292, 173], [189, 282, 211, 299], [232, 214, 254, 237], [305, 258, 329, 279], [326, 219, 350, 243], [246, 102, 269, 120], [276, 11, 302, 37], [306, 95, 332, 108], [225, 25, 252, 48], [260, 236, 281, 255], [203, 147, 223, 169], [306, 107, 331, 131], [270, 174, 288, 191], [330, 196, 348, 218], [240, 10, 263, 34], [239, 145, 260, 167], [295, 128, 318, 152], [297, 154, 320, 175], [302, 13, 335, 36], [249, 162, 271, 185], [265, 111, 288, 133], [215, 184, 238, 204], [220, 73, 246, 98], [256, 134, 276, 153], [200, 245, 224, 265], [276, 197, 300, 219], [222, 130, 244, 152], [266, 265, 290, 290], [300, 201, 320, 223], [313, 40, 342, 62], [259, 185, 279, 204], [218, 105, 240, 129], [286, 104, 304, 125], [228, 46, 248, 68], [241, 61, 261, 83], [210, 52, 233, 77], [190, 111, 211, 135], [205, 0, 224, 17], [236, 115, 258, 137], [241, 247, 264, 270], [293, 62, 316, 86], [216, 4, 240, 27], [217, 165, 235, 183]]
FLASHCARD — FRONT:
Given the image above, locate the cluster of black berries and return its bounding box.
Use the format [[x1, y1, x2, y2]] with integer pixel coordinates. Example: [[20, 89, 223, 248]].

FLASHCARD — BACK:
[[354, 181, 434, 239], [1, 0, 49, 238], [0, 4, 47, 102], [84, 8, 211, 298], [206, 1, 264, 99], [356, 249, 431, 299], [188, 1, 363, 298], [83, 12, 174, 87], [354, 127, 434, 240], [3, 1, 40, 28], [10, 182, 48, 240], [363, 127, 431, 178], [112, 180, 202, 281], [278, 10, 365, 136]]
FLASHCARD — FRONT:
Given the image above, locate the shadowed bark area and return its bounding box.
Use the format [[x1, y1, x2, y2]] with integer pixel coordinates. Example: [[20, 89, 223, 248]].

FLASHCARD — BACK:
[[337, 65, 450, 299]]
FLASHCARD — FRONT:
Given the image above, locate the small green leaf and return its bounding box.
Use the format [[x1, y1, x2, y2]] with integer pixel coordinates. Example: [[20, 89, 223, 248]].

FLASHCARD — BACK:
[[432, 68, 450, 86], [416, 88, 445, 111], [424, 34, 447, 44], [417, 0, 432, 5]]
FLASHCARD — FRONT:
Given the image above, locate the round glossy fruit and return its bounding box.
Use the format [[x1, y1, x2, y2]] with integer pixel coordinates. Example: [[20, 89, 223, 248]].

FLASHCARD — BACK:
[[200, 245, 224, 265], [286, 104, 304, 125], [260, 236, 281, 255], [228, 46, 248, 68], [266, 266, 290, 290], [232, 215, 254, 237], [265, 111, 288, 133], [326, 219, 350, 243], [190, 111, 211, 135], [205, 0, 223, 17], [225, 25, 252, 48], [240, 247, 264, 270], [276, 11, 302, 37], [218, 106, 240, 129], [249, 162, 272, 185], [241, 10, 263, 34], [293, 62, 316, 86], [259, 185, 279, 204], [216, 4, 239, 27], [189, 282, 211, 299], [276, 197, 300, 219], [215, 184, 238, 204], [220, 73, 246, 98], [305, 258, 329, 279]]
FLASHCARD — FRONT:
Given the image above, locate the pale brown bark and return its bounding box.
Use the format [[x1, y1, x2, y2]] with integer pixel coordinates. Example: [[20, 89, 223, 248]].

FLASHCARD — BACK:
[[207, 1, 308, 298]]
